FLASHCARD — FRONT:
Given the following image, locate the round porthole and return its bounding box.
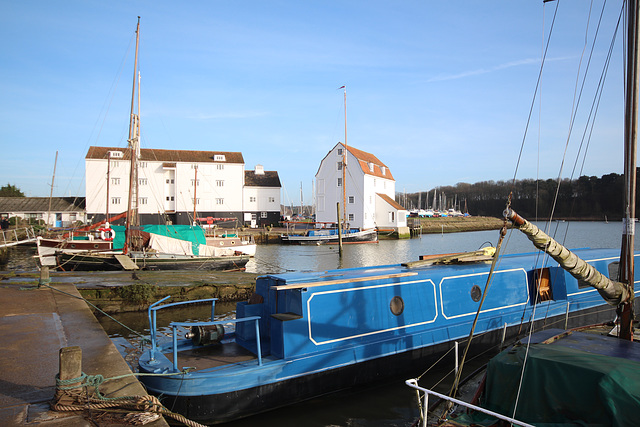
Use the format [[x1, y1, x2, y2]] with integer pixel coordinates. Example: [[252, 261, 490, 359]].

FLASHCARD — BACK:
[[390, 296, 404, 316], [470, 285, 482, 302]]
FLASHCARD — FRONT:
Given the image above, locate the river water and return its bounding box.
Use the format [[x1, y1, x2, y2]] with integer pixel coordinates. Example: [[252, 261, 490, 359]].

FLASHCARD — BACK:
[[1, 221, 631, 426]]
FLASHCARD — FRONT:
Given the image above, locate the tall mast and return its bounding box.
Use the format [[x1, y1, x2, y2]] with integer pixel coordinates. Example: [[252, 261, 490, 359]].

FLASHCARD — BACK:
[[193, 165, 198, 224], [124, 17, 141, 253], [619, 0, 638, 341], [341, 85, 347, 226], [47, 151, 58, 227]]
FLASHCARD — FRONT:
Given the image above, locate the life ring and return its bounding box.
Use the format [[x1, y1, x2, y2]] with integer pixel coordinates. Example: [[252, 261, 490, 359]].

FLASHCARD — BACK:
[[99, 227, 116, 241]]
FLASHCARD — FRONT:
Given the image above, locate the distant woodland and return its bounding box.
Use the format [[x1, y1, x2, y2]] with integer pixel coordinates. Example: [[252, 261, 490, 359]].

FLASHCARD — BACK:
[[402, 172, 640, 220]]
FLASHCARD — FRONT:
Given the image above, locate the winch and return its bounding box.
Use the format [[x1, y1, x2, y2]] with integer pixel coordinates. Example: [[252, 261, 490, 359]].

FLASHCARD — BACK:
[[185, 324, 225, 346]]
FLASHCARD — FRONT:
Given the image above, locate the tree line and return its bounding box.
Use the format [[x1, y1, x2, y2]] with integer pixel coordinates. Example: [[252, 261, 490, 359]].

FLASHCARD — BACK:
[[402, 172, 638, 220]]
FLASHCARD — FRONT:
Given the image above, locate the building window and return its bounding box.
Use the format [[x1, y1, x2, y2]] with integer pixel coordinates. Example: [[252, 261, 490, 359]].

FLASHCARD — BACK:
[[139, 178, 148, 186], [111, 177, 120, 185], [139, 197, 148, 205], [261, 212, 268, 218], [191, 164, 198, 169], [216, 198, 224, 205], [166, 179, 174, 184], [374, 179, 377, 187], [337, 148, 343, 156], [389, 212, 395, 222], [370, 195, 373, 204], [249, 196, 256, 203], [216, 180, 224, 187], [368, 162, 374, 172], [214, 154, 226, 161], [217, 164, 224, 170], [381, 166, 386, 175], [139, 162, 147, 168], [111, 161, 120, 167], [337, 162, 343, 170], [348, 214, 354, 221], [268, 197, 275, 203], [166, 196, 174, 201], [194, 198, 200, 205], [383, 181, 386, 189], [337, 178, 342, 187], [191, 179, 200, 187], [348, 196, 354, 204], [111, 197, 121, 205]]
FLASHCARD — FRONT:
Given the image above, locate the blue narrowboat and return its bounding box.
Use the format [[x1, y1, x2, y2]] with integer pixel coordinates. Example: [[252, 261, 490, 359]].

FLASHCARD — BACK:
[[138, 244, 639, 424]]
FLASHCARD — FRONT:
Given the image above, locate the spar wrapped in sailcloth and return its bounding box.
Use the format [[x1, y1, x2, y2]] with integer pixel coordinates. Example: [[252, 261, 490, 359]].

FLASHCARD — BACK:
[[504, 208, 630, 306]]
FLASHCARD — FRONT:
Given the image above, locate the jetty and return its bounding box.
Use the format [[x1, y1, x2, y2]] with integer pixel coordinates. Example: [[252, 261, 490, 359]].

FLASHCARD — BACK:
[[0, 279, 169, 426]]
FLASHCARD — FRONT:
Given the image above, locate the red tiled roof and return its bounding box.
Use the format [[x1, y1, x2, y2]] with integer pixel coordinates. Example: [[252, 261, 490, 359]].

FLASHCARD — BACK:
[[86, 146, 245, 164], [345, 145, 394, 180]]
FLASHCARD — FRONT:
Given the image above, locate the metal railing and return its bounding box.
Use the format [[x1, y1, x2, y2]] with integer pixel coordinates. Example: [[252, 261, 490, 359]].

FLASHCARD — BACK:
[[0, 226, 38, 248], [147, 296, 263, 372], [405, 378, 535, 427]]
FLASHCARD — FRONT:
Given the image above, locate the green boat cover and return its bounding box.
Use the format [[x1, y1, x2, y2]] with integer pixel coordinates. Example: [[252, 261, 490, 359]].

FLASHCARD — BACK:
[[453, 339, 640, 426], [108, 224, 206, 255]]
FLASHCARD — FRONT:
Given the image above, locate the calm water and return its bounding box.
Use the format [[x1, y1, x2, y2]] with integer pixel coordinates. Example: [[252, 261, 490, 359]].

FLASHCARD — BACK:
[[245, 220, 629, 275], [1, 221, 632, 426]]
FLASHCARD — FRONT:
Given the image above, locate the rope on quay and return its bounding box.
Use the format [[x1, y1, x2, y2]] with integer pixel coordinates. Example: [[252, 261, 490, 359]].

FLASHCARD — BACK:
[[53, 371, 207, 427]]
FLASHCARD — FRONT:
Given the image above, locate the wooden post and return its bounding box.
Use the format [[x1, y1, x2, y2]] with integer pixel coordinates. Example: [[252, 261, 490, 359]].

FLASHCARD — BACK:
[[337, 202, 343, 256], [54, 346, 82, 405], [38, 266, 50, 287]]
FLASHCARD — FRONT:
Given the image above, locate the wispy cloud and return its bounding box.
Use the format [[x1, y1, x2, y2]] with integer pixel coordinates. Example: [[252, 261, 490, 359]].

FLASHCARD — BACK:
[[426, 58, 543, 83]]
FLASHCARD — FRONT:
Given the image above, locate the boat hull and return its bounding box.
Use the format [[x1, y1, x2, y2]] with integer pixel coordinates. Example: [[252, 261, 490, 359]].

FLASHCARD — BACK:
[[141, 301, 627, 424], [280, 228, 378, 245], [138, 247, 640, 424], [56, 251, 250, 271]]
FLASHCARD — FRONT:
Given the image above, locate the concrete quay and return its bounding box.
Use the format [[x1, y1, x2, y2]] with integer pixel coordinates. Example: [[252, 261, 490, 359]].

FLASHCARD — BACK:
[[0, 281, 168, 426]]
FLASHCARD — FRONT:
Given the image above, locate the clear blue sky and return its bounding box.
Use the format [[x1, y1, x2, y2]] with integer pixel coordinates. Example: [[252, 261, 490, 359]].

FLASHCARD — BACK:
[[0, 1, 628, 206]]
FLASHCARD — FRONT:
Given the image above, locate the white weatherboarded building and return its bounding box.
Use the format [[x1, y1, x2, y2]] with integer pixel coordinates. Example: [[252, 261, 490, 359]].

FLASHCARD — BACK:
[[85, 147, 281, 227], [315, 143, 407, 231]]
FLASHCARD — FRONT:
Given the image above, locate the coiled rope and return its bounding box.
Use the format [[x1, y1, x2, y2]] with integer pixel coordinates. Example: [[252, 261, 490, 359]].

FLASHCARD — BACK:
[[53, 372, 206, 427]]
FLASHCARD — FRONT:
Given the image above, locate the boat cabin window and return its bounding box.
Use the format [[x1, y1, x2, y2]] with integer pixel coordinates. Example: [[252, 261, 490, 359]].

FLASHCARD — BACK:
[[533, 268, 553, 302]]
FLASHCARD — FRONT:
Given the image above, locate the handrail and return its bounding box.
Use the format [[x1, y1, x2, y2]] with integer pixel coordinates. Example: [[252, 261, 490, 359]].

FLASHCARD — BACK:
[[170, 316, 263, 371], [405, 379, 535, 427], [147, 297, 216, 361], [0, 226, 38, 248]]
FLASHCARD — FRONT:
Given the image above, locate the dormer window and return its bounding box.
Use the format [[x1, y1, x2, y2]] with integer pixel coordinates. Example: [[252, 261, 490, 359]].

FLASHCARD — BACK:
[[214, 154, 226, 161], [368, 162, 374, 172], [381, 166, 386, 175]]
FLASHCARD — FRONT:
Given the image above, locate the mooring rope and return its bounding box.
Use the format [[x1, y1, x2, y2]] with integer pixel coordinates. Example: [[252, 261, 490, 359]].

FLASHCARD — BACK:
[[53, 371, 206, 427]]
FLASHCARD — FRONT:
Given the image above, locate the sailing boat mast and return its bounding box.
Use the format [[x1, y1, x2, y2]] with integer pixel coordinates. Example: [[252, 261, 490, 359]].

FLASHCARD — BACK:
[[619, 0, 638, 341], [124, 17, 141, 254], [341, 85, 348, 226]]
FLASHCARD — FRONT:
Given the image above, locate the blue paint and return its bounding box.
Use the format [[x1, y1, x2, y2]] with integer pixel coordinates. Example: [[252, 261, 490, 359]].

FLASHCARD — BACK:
[[138, 247, 639, 421]]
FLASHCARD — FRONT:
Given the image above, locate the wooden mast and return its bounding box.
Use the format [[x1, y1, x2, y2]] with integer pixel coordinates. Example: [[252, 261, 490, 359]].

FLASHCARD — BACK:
[[619, 0, 638, 341], [124, 17, 141, 254], [341, 85, 347, 226], [47, 151, 58, 227]]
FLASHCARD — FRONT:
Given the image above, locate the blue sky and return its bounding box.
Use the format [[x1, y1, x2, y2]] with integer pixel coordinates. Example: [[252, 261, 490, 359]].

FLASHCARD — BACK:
[[0, 1, 628, 206]]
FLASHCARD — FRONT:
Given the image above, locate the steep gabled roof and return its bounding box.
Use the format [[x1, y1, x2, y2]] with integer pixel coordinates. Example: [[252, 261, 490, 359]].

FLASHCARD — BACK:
[[316, 143, 394, 180], [376, 193, 405, 210], [86, 146, 245, 164], [0, 197, 86, 212], [244, 170, 281, 187], [345, 145, 394, 180]]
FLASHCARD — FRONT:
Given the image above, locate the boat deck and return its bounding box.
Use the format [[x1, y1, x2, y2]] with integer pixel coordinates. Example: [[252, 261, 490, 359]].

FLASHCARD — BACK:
[[164, 341, 257, 371]]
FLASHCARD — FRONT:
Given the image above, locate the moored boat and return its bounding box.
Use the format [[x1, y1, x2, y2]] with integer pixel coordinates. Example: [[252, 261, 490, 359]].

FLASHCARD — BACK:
[[137, 243, 637, 424], [280, 226, 377, 244]]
